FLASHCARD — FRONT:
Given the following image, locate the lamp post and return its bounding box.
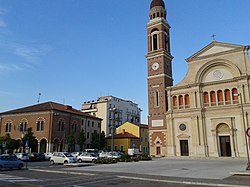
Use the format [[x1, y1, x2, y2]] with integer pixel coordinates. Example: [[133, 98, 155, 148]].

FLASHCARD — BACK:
[[109, 108, 117, 155], [235, 93, 250, 170]]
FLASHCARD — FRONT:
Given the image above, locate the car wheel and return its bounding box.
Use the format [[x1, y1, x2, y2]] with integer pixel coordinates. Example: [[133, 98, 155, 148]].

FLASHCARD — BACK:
[[50, 160, 55, 165], [78, 159, 82, 163], [64, 160, 68, 164], [18, 164, 23, 170]]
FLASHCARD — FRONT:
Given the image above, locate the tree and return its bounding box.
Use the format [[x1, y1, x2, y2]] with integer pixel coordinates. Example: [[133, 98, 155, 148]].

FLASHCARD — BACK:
[[99, 131, 106, 150], [22, 127, 37, 152], [67, 133, 75, 152], [91, 130, 100, 149], [0, 134, 21, 153], [78, 129, 86, 151]]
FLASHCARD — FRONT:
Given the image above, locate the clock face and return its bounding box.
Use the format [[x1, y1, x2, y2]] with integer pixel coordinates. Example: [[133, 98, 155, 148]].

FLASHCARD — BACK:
[[152, 62, 159, 71]]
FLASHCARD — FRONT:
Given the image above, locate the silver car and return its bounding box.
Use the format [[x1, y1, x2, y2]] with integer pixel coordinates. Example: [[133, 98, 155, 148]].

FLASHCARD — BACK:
[[50, 152, 76, 165], [0, 155, 24, 170], [77, 152, 98, 162]]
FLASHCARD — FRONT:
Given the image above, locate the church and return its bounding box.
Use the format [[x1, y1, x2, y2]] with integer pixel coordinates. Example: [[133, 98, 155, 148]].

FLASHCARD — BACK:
[[147, 0, 250, 158]]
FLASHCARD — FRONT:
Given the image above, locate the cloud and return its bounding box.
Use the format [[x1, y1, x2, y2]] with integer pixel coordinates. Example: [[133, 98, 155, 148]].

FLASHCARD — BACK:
[[0, 64, 22, 71]]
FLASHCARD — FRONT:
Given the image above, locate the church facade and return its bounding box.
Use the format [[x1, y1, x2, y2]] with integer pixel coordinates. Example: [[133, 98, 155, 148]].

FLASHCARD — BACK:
[[147, 0, 250, 158]]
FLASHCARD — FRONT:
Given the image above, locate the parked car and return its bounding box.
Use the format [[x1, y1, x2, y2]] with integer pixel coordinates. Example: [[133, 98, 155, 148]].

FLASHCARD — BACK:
[[44, 152, 53, 161], [77, 152, 98, 162], [71, 152, 83, 159], [50, 152, 76, 165], [15, 153, 29, 161], [0, 155, 24, 170], [99, 152, 113, 158]]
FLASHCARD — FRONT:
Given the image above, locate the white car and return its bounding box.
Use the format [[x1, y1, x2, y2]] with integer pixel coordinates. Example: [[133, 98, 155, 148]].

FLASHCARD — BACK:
[[99, 152, 113, 158], [15, 153, 29, 161], [77, 152, 98, 162], [50, 152, 76, 165]]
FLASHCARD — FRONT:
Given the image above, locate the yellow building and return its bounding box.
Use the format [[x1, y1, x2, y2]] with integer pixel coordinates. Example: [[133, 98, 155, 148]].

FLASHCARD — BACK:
[[106, 122, 149, 154]]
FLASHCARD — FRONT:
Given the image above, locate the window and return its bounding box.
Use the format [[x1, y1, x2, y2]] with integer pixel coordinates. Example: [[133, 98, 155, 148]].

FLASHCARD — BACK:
[[72, 122, 77, 132], [153, 34, 158, 50], [19, 121, 27, 132], [203, 92, 209, 107], [225, 89, 231, 105], [87, 121, 90, 127], [36, 120, 44, 131], [179, 95, 183, 109], [217, 90, 223, 105], [92, 121, 94, 127], [87, 132, 89, 138], [5, 123, 11, 133], [210, 91, 216, 106], [120, 145, 124, 152], [173, 96, 177, 109], [58, 119, 64, 131], [232, 88, 238, 104], [154, 90, 160, 107], [184, 94, 190, 108]]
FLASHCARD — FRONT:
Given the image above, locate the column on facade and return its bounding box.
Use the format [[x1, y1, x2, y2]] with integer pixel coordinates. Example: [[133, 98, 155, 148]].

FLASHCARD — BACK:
[[37, 141, 40, 153], [211, 129, 219, 157], [167, 114, 176, 156], [230, 126, 237, 157]]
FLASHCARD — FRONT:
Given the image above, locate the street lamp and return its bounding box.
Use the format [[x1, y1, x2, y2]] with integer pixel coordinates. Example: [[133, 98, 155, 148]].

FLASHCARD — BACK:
[[234, 93, 250, 170], [109, 108, 117, 155]]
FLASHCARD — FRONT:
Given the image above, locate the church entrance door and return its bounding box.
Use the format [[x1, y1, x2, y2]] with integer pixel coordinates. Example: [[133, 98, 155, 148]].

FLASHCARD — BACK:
[[156, 146, 161, 155], [180, 140, 189, 156], [219, 136, 231, 157]]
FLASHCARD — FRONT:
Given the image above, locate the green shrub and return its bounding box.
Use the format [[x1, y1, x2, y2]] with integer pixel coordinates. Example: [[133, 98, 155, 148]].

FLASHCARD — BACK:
[[118, 154, 132, 162], [93, 157, 117, 164]]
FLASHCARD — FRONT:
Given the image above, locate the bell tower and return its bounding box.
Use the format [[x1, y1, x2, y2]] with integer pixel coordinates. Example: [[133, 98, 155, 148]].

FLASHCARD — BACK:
[[147, 0, 173, 156]]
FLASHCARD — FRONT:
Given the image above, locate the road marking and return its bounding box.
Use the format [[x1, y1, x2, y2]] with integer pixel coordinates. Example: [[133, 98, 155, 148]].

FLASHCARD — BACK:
[[29, 168, 95, 176], [0, 174, 40, 183], [117, 176, 249, 187]]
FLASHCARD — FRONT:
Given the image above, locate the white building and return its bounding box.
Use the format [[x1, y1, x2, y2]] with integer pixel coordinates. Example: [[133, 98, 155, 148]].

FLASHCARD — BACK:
[[82, 96, 142, 137]]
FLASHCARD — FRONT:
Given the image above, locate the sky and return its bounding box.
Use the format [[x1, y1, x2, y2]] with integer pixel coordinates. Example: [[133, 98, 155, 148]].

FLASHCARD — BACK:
[[0, 0, 249, 124]]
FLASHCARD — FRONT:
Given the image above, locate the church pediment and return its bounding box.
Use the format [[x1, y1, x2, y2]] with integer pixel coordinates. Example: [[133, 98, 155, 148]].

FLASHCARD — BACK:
[[186, 41, 246, 62]]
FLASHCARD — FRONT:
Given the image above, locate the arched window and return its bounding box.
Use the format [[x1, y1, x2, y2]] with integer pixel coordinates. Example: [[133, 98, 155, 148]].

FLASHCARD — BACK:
[[179, 95, 184, 109], [203, 92, 209, 107], [36, 119, 44, 131], [151, 29, 159, 51], [153, 34, 158, 50], [210, 91, 216, 106], [19, 120, 28, 132], [185, 94, 190, 108], [173, 96, 177, 109], [217, 90, 223, 105], [71, 121, 77, 133], [232, 88, 238, 104], [5, 122, 12, 133], [58, 119, 65, 132], [225, 89, 231, 105]]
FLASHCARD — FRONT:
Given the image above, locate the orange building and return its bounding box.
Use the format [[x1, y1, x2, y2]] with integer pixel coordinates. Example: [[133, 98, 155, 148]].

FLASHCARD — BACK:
[[0, 102, 102, 153]]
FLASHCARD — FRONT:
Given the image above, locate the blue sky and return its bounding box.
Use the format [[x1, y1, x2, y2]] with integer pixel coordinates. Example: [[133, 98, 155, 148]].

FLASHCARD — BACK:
[[0, 0, 249, 123]]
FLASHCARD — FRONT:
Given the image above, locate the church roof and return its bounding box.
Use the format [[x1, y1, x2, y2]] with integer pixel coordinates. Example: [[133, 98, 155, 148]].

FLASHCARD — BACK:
[[150, 0, 165, 9]]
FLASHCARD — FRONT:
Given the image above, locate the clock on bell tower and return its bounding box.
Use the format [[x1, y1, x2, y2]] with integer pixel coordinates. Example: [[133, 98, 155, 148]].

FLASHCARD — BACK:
[[147, 0, 173, 129]]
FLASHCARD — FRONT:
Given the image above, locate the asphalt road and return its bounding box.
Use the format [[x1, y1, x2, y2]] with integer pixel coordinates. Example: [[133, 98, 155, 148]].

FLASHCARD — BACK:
[[0, 159, 249, 187]]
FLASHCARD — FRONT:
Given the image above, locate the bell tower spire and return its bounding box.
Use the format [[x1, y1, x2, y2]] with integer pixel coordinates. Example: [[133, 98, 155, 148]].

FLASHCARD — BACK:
[[147, 0, 173, 156]]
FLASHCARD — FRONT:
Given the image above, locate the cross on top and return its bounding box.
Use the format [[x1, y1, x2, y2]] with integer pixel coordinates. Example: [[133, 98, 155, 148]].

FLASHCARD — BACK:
[[211, 34, 216, 41]]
